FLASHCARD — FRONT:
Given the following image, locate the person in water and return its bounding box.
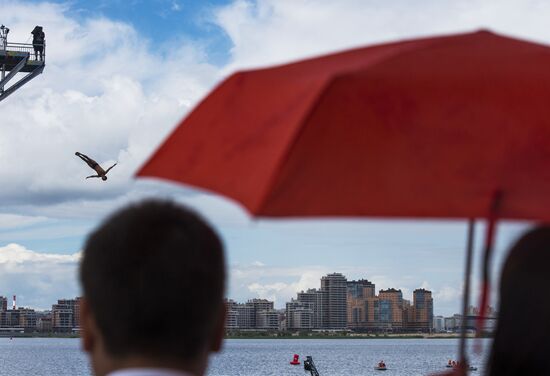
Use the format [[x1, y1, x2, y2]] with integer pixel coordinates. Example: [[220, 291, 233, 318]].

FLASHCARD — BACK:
[[79, 199, 227, 376], [75, 152, 116, 181], [487, 227, 550, 375]]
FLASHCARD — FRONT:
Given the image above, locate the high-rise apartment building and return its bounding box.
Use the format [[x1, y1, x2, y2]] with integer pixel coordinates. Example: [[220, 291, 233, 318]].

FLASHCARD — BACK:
[[347, 280, 375, 299], [410, 288, 433, 331], [321, 273, 347, 329], [379, 288, 404, 329], [365, 296, 380, 328], [297, 288, 327, 329], [346, 279, 375, 330], [286, 299, 313, 330]]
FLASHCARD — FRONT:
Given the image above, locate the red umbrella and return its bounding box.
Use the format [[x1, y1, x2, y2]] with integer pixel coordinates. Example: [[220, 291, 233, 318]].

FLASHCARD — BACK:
[[139, 30, 550, 221], [138, 30, 550, 372]]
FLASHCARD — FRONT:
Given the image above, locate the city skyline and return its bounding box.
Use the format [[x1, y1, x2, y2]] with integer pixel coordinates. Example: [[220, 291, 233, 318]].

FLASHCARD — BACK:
[[0, 272, 496, 335], [0, 271, 442, 315]]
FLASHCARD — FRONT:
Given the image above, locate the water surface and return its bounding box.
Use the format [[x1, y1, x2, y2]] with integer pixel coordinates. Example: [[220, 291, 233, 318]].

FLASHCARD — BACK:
[[0, 337, 490, 376], [208, 338, 490, 376]]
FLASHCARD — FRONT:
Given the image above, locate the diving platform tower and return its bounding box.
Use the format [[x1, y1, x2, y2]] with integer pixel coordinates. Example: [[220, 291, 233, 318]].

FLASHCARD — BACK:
[[0, 25, 45, 103]]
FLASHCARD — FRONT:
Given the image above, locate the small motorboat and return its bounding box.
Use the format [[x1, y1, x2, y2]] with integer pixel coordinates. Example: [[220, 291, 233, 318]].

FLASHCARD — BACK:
[[375, 361, 387, 371], [290, 354, 300, 365], [447, 362, 477, 371]]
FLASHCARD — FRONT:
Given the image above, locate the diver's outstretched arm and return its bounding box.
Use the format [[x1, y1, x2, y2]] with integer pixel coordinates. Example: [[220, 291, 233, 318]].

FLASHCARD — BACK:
[[105, 163, 117, 174], [86, 174, 100, 179]]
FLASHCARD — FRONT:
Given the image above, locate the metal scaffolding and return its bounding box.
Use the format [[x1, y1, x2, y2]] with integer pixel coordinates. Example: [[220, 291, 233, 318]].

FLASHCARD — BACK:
[[0, 25, 45, 103]]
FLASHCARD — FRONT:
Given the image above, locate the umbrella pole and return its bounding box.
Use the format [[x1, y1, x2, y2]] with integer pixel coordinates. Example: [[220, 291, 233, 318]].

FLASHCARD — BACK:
[[459, 219, 475, 371]]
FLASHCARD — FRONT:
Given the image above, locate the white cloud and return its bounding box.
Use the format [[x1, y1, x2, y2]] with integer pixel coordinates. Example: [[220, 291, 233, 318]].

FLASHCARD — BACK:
[[435, 285, 462, 303], [230, 263, 329, 307], [0, 243, 80, 310], [247, 282, 289, 303], [216, 0, 550, 72]]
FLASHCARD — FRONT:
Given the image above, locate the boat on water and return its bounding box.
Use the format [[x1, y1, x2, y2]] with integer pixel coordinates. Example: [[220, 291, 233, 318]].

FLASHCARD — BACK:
[[445, 361, 477, 371], [375, 361, 387, 371]]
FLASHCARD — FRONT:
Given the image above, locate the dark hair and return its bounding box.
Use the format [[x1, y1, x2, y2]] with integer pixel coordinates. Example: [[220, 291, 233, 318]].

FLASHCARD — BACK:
[[487, 226, 550, 375], [80, 199, 225, 360]]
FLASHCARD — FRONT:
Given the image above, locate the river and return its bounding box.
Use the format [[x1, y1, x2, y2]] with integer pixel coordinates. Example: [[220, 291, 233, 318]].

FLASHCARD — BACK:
[[0, 337, 490, 375]]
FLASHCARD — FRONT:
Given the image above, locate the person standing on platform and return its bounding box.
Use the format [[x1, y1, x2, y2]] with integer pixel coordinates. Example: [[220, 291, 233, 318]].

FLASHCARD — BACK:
[[31, 26, 45, 61]]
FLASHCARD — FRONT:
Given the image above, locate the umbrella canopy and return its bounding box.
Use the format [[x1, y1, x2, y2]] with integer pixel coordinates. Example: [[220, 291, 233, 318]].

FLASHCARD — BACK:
[[138, 30, 550, 221]]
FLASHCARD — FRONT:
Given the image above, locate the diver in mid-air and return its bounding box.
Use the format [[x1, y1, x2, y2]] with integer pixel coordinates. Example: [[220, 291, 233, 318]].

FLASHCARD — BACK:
[[75, 152, 116, 181]]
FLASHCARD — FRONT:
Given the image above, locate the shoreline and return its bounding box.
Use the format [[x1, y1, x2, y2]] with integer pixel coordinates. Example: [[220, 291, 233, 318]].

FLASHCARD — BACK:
[[225, 333, 491, 340], [1, 333, 492, 340], [0, 333, 80, 339]]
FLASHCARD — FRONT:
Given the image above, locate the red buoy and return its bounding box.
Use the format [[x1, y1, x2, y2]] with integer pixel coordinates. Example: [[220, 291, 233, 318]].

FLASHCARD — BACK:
[[290, 354, 300, 365]]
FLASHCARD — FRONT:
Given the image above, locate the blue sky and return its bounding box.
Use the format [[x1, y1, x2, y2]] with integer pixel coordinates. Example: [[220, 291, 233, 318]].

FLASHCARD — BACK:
[[0, 0, 546, 314], [61, 0, 234, 64]]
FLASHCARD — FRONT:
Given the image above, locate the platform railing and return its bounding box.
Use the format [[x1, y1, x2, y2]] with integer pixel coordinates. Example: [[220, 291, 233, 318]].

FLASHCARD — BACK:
[[4, 42, 46, 62]]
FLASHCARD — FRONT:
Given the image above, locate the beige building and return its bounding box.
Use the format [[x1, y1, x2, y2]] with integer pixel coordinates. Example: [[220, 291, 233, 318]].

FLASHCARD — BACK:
[[379, 288, 404, 329], [408, 289, 433, 332], [347, 279, 376, 330]]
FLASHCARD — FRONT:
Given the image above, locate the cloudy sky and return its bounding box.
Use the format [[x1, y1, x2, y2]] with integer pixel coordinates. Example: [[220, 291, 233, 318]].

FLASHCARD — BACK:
[[0, 0, 544, 315]]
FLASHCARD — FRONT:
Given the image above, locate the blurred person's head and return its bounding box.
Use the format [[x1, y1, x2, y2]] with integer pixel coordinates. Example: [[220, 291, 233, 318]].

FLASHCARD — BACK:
[[487, 226, 550, 375], [80, 199, 226, 376], [101, 176, 107, 181]]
